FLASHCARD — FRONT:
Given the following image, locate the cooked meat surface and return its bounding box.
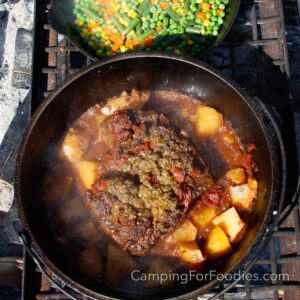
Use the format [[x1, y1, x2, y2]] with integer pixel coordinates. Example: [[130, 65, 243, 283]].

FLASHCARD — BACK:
[[86, 110, 213, 256]]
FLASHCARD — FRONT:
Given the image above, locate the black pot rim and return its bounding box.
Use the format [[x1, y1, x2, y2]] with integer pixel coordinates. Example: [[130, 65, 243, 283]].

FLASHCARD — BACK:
[[15, 53, 287, 300]]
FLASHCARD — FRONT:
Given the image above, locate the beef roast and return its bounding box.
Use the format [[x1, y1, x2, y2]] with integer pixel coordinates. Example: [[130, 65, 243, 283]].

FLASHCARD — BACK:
[[86, 110, 213, 256]]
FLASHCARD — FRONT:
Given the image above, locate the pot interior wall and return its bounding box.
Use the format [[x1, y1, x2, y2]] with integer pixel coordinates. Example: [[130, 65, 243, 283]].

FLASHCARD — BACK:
[[18, 57, 277, 299]]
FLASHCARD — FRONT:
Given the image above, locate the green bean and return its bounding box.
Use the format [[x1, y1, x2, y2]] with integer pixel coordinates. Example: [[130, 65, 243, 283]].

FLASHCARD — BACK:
[[141, 3, 152, 16], [166, 8, 180, 22], [137, 0, 150, 13], [111, 16, 125, 32], [152, 28, 168, 47], [80, 6, 102, 23], [120, 12, 132, 23], [186, 26, 202, 34], [140, 29, 155, 41], [186, 19, 196, 26], [123, 18, 139, 34]]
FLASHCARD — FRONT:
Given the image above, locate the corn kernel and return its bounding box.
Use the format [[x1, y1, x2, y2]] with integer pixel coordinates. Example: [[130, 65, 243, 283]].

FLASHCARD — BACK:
[[204, 19, 211, 27], [120, 46, 127, 52]]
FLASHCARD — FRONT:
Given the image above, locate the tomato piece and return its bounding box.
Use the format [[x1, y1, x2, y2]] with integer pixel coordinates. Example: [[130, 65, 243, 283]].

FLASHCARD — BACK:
[[202, 186, 224, 208], [173, 166, 185, 183], [243, 153, 252, 169]]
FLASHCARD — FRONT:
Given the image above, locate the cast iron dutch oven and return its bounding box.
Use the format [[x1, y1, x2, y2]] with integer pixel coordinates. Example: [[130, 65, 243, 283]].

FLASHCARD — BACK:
[[48, 0, 241, 60], [15, 54, 286, 300]]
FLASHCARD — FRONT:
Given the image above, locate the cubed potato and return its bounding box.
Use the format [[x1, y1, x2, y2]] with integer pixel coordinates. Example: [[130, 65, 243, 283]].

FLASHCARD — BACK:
[[54, 197, 86, 226], [229, 178, 257, 212], [212, 207, 245, 243], [144, 258, 175, 287], [77, 160, 99, 189], [178, 241, 205, 265], [44, 175, 73, 202], [190, 206, 219, 236], [152, 234, 179, 257], [225, 168, 246, 185], [205, 226, 232, 259], [105, 242, 138, 285], [248, 178, 258, 190], [193, 105, 223, 137], [173, 220, 197, 242], [60, 130, 86, 163], [78, 248, 103, 279]]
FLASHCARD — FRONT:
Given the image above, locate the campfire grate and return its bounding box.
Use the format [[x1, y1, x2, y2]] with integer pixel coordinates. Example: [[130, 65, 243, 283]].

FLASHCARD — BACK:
[[24, 0, 300, 299]]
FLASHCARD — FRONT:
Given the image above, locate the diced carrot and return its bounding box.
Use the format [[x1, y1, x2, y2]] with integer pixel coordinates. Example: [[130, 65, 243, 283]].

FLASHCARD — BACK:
[[132, 38, 140, 45], [155, 25, 162, 32], [161, 2, 169, 10], [217, 9, 223, 16], [202, 3, 211, 10], [102, 7, 115, 17], [144, 35, 154, 46], [125, 39, 135, 48], [87, 23, 98, 30], [104, 28, 113, 35], [173, 0, 180, 3], [198, 12, 206, 21], [111, 43, 120, 52], [96, 0, 110, 4]]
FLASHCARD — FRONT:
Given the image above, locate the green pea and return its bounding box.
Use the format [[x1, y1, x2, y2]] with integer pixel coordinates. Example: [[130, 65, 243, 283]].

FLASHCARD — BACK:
[[212, 16, 218, 22], [218, 17, 224, 24], [219, 3, 225, 9], [213, 30, 218, 36], [166, 46, 173, 52], [150, 6, 156, 13], [190, 4, 197, 11], [220, 11, 225, 17], [206, 11, 212, 19]]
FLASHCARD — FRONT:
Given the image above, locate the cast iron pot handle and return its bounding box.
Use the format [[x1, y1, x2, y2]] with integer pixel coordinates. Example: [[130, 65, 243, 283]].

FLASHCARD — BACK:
[[13, 221, 97, 300]]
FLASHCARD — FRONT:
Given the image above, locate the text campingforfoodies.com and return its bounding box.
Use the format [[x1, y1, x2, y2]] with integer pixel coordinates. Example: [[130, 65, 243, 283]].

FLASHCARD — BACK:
[[131, 269, 289, 285]]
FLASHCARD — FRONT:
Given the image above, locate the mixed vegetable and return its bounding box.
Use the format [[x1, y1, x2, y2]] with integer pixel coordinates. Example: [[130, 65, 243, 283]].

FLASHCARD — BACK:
[[74, 0, 229, 57]]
